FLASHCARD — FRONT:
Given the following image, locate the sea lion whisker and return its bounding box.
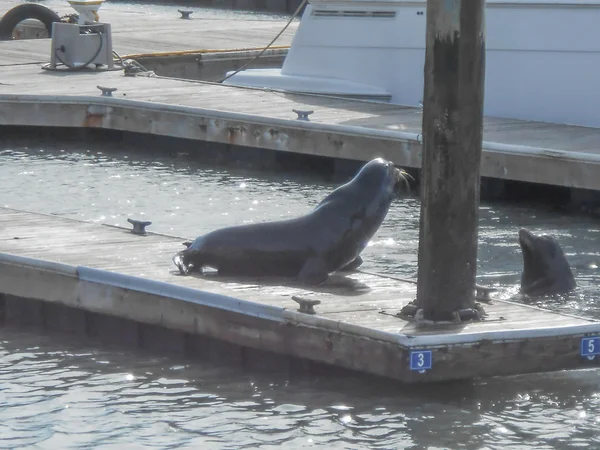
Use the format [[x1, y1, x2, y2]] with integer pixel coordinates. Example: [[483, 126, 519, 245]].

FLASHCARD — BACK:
[[395, 169, 412, 195]]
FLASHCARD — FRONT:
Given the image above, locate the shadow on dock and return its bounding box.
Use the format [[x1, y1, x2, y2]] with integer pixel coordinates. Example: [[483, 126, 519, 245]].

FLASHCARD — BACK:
[[179, 271, 373, 297]]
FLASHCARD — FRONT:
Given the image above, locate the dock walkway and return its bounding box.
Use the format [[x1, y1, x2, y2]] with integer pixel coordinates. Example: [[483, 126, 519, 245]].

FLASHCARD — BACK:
[[1, 62, 600, 192], [2, 207, 600, 383], [0, 0, 298, 64], [1, 2, 599, 192]]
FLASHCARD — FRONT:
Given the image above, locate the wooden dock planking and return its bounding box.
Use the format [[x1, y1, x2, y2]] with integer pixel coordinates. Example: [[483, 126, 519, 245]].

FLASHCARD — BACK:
[[0, 206, 595, 327], [3, 207, 600, 382], [0, 0, 298, 64], [1, 209, 413, 314], [0, 55, 597, 155], [1, 61, 600, 193]]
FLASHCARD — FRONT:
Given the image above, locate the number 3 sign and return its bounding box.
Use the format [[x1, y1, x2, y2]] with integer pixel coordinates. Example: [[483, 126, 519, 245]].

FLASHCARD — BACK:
[[410, 350, 432, 373]]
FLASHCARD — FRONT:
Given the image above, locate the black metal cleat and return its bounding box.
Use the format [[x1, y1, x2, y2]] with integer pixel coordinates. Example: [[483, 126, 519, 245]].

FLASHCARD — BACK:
[[475, 284, 497, 303], [178, 10, 193, 19], [456, 308, 482, 322]]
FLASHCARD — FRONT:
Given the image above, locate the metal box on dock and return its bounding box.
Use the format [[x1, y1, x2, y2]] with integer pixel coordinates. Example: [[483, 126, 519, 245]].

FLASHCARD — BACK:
[[49, 22, 113, 69]]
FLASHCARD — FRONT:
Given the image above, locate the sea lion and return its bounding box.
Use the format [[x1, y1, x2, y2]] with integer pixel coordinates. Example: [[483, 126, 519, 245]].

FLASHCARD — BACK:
[[173, 158, 407, 285], [518, 228, 576, 296]]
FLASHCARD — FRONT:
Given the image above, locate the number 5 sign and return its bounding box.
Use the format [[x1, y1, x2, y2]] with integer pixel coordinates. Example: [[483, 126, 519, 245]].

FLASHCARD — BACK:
[[581, 337, 600, 360], [410, 350, 432, 373]]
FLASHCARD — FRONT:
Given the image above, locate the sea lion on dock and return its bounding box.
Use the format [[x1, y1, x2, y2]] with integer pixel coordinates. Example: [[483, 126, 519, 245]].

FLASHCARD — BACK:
[[518, 228, 576, 296], [173, 158, 407, 285]]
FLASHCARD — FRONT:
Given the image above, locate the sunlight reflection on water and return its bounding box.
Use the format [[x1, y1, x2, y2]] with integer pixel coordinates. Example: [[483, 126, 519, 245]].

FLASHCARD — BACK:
[[2, 139, 600, 449]]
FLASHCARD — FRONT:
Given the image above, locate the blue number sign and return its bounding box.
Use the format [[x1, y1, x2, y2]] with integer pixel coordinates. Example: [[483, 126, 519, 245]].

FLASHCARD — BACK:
[[410, 350, 432, 372], [581, 337, 600, 360]]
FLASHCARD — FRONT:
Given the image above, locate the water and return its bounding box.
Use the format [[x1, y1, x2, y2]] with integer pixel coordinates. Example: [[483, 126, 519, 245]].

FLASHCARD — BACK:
[[2, 138, 600, 449]]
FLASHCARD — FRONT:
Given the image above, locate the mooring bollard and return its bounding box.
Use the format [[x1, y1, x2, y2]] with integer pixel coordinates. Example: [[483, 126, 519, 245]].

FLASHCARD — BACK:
[[475, 284, 497, 303], [127, 218, 152, 235], [398, 302, 419, 318], [97, 85, 117, 97], [455, 308, 482, 322], [292, 296, 321, 314], [178, 9, 193, 19], [293, 109, 314, 121]]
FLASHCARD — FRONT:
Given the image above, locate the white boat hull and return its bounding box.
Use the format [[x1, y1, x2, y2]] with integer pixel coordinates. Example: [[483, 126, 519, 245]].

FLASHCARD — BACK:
[[225, 0, 600, 128]]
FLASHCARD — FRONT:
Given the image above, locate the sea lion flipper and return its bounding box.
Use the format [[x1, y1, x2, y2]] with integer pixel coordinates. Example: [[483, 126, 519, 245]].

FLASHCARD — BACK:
[[298, 257, 329, 285], [339, 256, 363, 272], [172, 253, 188, 275]]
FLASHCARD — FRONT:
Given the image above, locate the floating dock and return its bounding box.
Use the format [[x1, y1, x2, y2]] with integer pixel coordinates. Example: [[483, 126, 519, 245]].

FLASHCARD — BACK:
[[2, 2, 600, 382], [1, 3, 599, 193], [1, 62, 600, 193], [0, 0, 301, 44], [2, 207, 600, 383], [0, 1, 295, 77]]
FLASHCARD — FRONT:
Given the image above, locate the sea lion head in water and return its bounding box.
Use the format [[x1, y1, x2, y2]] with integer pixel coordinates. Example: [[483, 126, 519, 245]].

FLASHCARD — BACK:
[[173, 157, 408, 285], [518, 228, 576, 297]]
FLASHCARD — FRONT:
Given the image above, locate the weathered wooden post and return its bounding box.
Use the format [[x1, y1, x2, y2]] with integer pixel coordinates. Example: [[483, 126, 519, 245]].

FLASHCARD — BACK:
[[415, 0, 486, 321]]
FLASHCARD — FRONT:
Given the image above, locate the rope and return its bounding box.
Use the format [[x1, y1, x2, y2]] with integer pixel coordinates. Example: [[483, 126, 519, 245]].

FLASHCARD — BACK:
[[356, 269, 418, 285], [219, 0, 307, 83]]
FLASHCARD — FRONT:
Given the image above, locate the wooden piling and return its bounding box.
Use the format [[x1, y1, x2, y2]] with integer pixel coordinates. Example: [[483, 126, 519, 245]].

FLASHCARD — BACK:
[[415, 0, 486, 321]]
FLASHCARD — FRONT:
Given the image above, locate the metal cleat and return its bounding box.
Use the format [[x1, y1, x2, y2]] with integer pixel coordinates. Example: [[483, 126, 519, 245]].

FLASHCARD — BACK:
[[456, 308, 482, 322], [97, 85, 117, 97], [293, 109, 314, 121], [127, 218, 152, 235], [292, 296, 321, 314], [178, 10, 193, 19], [475, 284, 497, 303]]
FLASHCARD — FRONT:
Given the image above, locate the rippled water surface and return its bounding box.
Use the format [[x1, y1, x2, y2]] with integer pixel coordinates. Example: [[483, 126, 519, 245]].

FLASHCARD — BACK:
[[2, 138, 600, 449]]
